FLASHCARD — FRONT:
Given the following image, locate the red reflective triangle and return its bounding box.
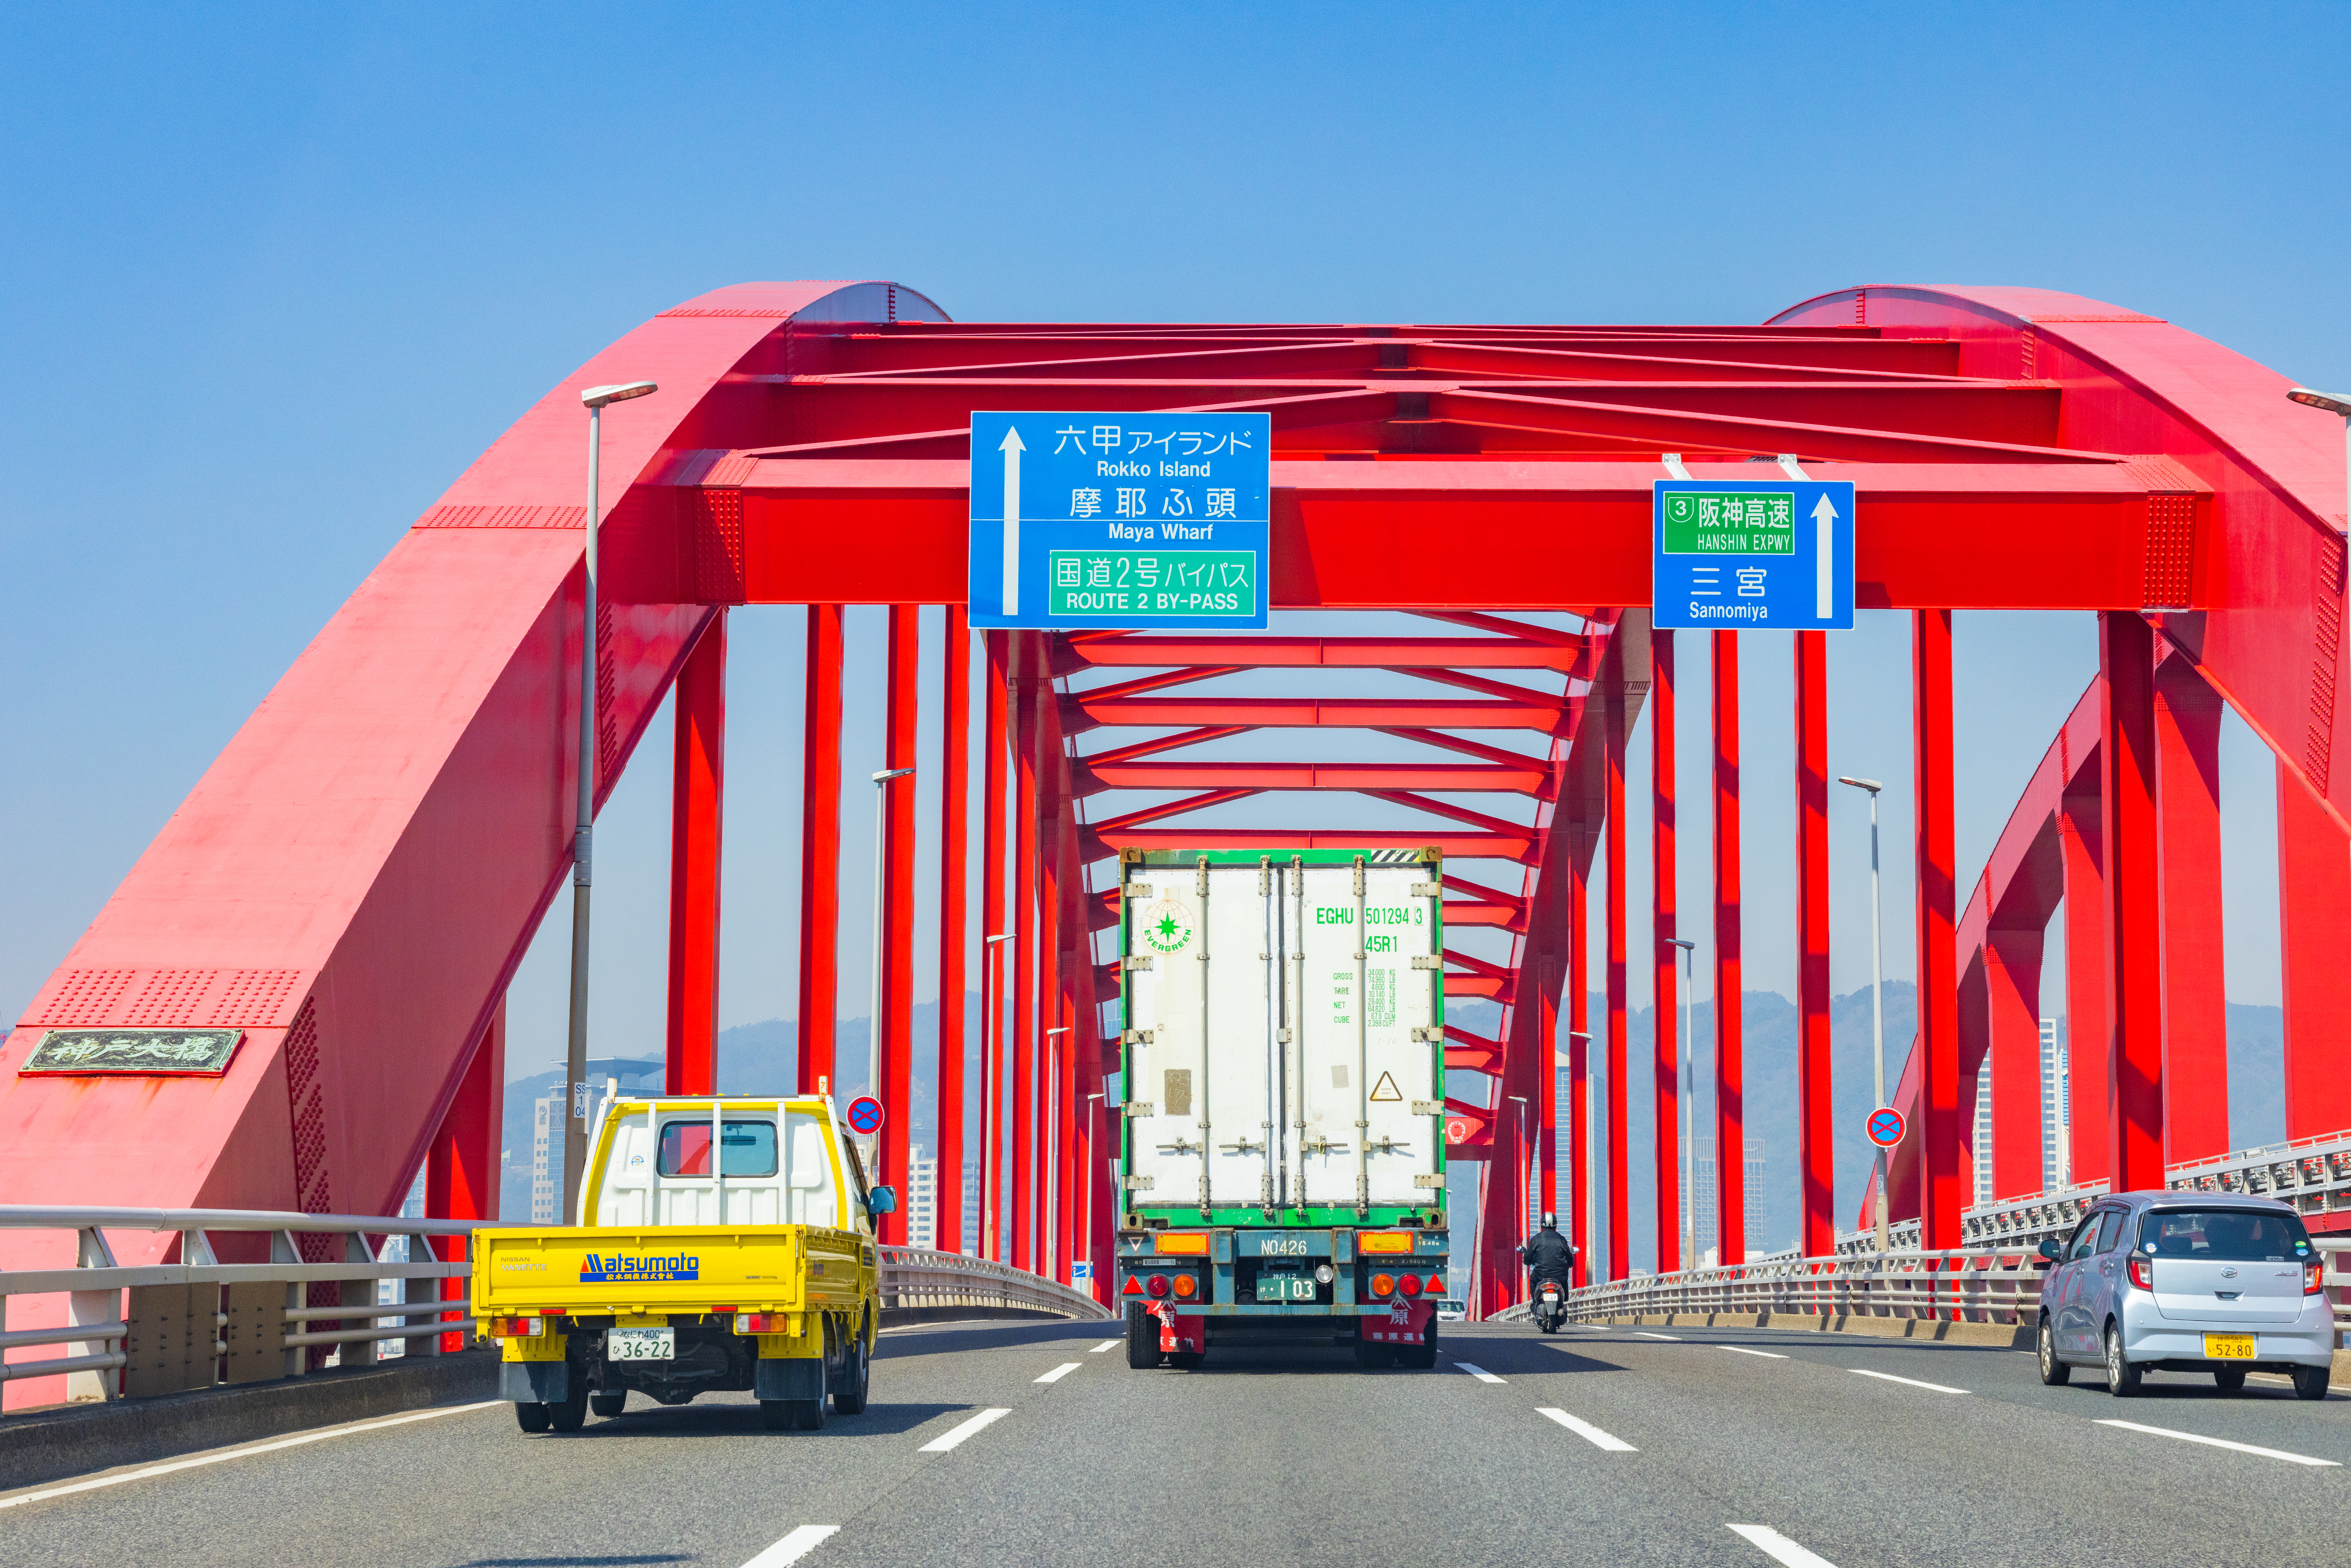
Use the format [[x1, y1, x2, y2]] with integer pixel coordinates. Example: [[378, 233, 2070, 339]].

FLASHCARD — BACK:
[[1120, 1273, 1144, 1296], [1425, 1275, 1445, 1293]]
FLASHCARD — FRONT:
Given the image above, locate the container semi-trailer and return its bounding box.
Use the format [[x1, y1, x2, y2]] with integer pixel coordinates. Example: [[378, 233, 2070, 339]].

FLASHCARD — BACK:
[[1114, 847, 1451, 1369]]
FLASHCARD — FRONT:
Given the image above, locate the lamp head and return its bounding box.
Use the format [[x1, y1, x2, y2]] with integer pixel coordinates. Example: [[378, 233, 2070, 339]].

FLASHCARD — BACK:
[[581, 380, 658, 410], [986, 933, 1013, 945], [2288, 388, 2351, 418], [872, 767, 915, 783], [1836, 775, 1884, 794], [1669, 938, 1696, 952]]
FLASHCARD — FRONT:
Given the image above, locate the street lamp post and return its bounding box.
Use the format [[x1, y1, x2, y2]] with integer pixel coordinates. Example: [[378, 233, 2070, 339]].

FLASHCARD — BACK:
[[562, 378, 656, 1222], [1507, 1093, 1531, 1252], [1838, 775, 1890, 1253], [982, 932, 1011, 1260], [1668, 938, 1696, 1269], [868, 767, 915, 1183], [1046, 1024, 1071, 1280], [1567, 1029, 1591, 1284]]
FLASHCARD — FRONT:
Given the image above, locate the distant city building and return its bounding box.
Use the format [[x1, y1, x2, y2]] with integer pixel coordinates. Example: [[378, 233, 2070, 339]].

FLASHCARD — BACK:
[[531, 1094, 558, 1224], [1694, 1139, 1767, 1263], [961, 1158, 980, 1255], [1974, 1055, 1995, 1206], [2041, 1017, 2070, 1189], [906, 1145, 939, 1250]]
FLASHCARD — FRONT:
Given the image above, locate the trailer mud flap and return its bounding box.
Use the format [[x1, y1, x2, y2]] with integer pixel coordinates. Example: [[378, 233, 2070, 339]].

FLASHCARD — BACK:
[[1363, 1299, 1434, 1345], [1149, 1303, 1204, 1354], [500, 1361, 569, 1403]]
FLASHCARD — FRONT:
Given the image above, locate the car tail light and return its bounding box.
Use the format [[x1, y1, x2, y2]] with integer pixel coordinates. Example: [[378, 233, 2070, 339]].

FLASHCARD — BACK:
[[2127, 1257, 2154, 1292], [732, 1313, 783, 1335], [2307, 1260, 2325, 1296], [1399, 1273, 1422, 1297], [1121, 1274, 1144, 1297], [494, 1316, 543, 1338], [1171, 1273, 1197, 1299], [1369, 1272, 1396, 1298], [1425, 1273, 1445, 1295], [1147, 1273, 1171, 1298]]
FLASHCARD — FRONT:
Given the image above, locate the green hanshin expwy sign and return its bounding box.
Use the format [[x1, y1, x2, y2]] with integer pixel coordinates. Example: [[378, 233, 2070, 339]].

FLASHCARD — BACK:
[[1659, 489, 1796, 554], [1048, 548, 1256, 618], [20, 1028, 246, 1076]]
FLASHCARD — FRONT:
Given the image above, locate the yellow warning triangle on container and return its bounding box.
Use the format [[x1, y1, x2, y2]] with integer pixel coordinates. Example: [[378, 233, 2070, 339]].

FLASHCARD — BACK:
[[1369, 1072, 1403, 1102]]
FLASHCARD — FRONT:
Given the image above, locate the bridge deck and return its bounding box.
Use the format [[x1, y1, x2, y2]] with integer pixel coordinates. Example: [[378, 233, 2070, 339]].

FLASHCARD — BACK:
[[4, 1317, 2344, 1565]]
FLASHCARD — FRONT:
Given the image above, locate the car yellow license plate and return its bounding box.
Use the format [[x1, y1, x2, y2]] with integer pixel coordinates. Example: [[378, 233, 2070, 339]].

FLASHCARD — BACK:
[[2204, 1334, 2257, 1360]]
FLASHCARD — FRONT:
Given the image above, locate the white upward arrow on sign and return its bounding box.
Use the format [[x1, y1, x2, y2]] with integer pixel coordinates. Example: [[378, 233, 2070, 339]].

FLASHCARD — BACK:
[[1811, 492, 1839, 618], [999, 427, 1025, 616]]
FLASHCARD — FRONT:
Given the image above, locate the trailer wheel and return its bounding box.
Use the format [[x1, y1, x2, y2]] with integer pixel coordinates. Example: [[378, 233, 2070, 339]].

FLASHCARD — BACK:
[[1353, 1330, 1395, 1370], [1399, 1317, 1438, 1370], [589, 1390, 627, 1418], [514, 1402, 552, 1433], [1125, 1304, 1160, 1369], [1169, 1350, 1204, 1371]]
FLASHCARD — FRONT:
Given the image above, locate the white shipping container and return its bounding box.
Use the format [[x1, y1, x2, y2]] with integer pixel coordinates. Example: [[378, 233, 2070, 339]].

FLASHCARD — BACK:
[[1120, 852, 1444, 1216]]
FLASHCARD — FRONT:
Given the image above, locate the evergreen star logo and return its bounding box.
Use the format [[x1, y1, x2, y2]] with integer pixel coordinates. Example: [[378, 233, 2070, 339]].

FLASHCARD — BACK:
[[1141, 897, 1194, 953]]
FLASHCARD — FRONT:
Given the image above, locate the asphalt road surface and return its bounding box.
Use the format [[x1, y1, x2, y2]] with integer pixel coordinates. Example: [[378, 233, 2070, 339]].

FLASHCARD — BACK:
[[2, 1315, 2345, 1567]]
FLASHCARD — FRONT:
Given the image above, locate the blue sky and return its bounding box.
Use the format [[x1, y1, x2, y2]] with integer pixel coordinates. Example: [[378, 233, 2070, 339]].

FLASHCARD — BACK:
[[5, 3, 2347, 1090]]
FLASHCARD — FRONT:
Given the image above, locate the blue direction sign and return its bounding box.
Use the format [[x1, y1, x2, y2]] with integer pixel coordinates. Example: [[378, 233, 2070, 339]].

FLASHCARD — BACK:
[[968, 410, 1271, 630], [1653, 478, 1855, 631]]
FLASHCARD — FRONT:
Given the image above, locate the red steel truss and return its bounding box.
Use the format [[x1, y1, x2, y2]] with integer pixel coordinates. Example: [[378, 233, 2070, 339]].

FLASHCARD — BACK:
[[7, 278, 2351, 1372]]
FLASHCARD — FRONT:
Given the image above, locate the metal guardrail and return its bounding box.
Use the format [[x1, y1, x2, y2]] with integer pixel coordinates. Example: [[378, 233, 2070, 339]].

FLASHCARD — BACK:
[[1533, 1239, 2350, 1343], [879, 1247, 1114, 1320], [0, 1205, 482, 1401]]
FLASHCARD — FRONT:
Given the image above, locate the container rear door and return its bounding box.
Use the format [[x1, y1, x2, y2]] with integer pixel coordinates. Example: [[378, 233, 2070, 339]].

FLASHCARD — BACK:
[[1290, 856, 1441, 1209]]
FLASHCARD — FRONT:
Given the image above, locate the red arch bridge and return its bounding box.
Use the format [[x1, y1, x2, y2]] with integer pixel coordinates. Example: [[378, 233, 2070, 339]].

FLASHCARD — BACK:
[[7, 279, 2351, 1355]]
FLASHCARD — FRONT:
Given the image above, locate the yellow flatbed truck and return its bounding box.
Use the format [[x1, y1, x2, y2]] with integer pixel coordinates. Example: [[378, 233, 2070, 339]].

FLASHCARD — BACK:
[[474, 1094, 891, 1433]]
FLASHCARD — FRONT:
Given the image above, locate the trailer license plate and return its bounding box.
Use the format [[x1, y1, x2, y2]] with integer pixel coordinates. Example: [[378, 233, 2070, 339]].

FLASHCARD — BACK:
[[2204, 1334, 2256, 1360], [609, 1328, 675, 1361], [1258, 1272, 1315, 1303]]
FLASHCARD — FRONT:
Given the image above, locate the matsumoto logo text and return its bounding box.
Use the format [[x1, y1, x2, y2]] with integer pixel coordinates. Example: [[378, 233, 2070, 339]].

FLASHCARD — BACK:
[[580, 1252, 700, 1283]]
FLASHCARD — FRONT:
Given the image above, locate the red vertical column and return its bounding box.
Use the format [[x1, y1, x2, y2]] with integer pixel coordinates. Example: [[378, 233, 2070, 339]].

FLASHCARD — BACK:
[[1650, 629, 1680, 1274], [1711, 632, 1745, 1266], [428, 999, 504, 1350], [797, 606, 844, 1096], [1914, 611, 1963, 1248], [1567, 831, 1591, 1288], [2153, 655, 2229, 1163], [1011, 658, 1039, 1272], [666, 610, 726, 1096], [878, 608, 920, 1243], [936, 608, 970, 1252], [1538, 952, 1558, 1219], [2276, 762, 2351, 1138], [1985, 930, 2046, 1198], [2101, 612, 2165, 1194], [1605, 692, 1629, 1283], [2059, 785, 2109, 1186], [1793, 629, 1834, 1255], [982, 633, 1010, 1258]]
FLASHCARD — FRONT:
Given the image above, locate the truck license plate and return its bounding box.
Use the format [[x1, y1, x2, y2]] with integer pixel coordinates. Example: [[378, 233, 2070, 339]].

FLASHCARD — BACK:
[[1257, 1272, 1315, 1302], [2204, 1334, 2257, 1360], [609, 1327, 675, 1361]]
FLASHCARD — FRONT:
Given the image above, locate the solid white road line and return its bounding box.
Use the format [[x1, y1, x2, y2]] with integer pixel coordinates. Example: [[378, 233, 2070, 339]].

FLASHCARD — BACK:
[[1727, 1523, 1840, 1567], [0, 1400, 503, 1512], [1453, 1361, 1505, 1384], [1718, 1345, 1789, 1359], [1034, 1361, 1081, 1384], [2094, 1419, 2340, 1468], [920, 1407, 1013, 1453], [741, 1524, 841, 1567], [1536, 1407, 1637, 1451], [1631, 1331, 1681, 1341], [1851, 1368, 1966, 1395], [1090, 1339, 1120, 1353]]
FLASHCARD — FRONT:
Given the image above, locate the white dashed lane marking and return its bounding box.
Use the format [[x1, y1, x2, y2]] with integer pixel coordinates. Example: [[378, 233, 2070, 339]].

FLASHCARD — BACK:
[[1537, 1407, 1637, 1451], [1728, 1523, 1840, 1567], [1090, 1339, 1120, 1353], [1453, 1361, 1505, 1384], [1850, 1368, 1966, 1395], [1717, 1345, 1788, 1359], [740, 1524, 841, 1566], [2095, 1419, 2340, 1468], [1034, 1362, 1081, 1384], [919, 1407, 1012, 1452]]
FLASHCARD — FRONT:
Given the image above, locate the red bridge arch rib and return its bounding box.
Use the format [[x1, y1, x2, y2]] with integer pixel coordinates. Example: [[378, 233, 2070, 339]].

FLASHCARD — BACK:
[[7, 280, 2350, 1359]]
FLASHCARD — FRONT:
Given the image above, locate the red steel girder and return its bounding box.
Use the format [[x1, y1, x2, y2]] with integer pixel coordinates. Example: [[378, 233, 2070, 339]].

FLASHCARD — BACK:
[[1058, 634, 1585, 672], [1096, 829, 1529, 863], [1064, 695, 1562, 733], [1077, 760, 1546, 795]]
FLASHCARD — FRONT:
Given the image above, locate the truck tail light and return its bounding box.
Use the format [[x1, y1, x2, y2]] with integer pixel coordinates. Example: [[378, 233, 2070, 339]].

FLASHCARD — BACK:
[[1369, 1273, 1396, 1298], [2127, 1257, 2154, 1292], [1171, 1273, 1197, 1299], [733, 1313, 783, 1335], [1147, 1273, 1171, 1298], [1398, 1273, 1422, 1297], [493, 1316, 543, 1338], [1121, 1274, 1145, 1297], [1425, 1273, 1445, 1295], [2307, 1260, 2326, 1296]]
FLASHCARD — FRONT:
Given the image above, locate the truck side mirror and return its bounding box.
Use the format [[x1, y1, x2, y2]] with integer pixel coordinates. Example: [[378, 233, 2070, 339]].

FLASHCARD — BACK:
[[2036, 1237, 2064, 1264], [867, 1185, 898, 1216]]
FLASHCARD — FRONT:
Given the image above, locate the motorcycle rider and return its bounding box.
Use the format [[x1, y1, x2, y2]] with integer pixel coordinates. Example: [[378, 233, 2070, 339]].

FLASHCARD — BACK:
[[1521, 1213, 1575, 1310]]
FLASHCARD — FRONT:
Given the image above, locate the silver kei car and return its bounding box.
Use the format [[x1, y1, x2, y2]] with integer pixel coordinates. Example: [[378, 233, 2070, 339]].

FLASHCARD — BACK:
[[2035, 1191, 2335, 1400]]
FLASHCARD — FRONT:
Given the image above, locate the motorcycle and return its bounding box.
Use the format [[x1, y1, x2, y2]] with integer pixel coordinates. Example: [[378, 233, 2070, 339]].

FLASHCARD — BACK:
[[1532, 1279, 1567, 1335]]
